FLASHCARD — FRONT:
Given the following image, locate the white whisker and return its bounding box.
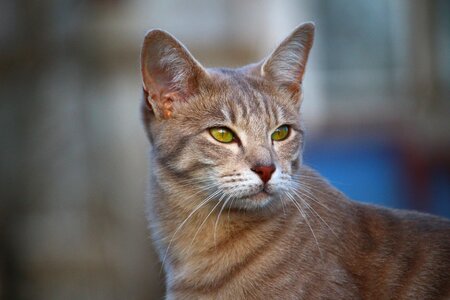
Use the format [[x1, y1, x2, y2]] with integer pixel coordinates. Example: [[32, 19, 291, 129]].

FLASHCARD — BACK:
[[160, 188, 221, 271], [188, 192, 226, 251], [214, 195, 232, 245], [284, 190, 323, 258], [290, 187, 339, 241], [292, 182, 332, 212]]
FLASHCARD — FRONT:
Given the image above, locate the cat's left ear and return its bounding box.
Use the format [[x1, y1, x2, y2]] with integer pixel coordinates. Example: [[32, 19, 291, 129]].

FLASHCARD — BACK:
[[260, 22, 315, 97]]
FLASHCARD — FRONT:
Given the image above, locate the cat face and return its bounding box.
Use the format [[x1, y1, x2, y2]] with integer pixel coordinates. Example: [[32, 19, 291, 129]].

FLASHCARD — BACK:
[[141, 24, 314, 210]]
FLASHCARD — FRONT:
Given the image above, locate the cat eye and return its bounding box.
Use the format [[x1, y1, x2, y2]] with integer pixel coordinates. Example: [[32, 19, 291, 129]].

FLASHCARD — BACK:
[[271, 125, 290, 141], [209, 127, 235, 143]]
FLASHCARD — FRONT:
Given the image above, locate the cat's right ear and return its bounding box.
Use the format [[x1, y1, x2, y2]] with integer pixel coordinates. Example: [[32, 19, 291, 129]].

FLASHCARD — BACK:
[[141, 30, 207, 119]]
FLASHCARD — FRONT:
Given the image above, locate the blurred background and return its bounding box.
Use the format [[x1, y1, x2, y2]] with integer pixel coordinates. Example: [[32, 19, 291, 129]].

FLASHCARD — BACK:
[[1, 0, 449, 299]]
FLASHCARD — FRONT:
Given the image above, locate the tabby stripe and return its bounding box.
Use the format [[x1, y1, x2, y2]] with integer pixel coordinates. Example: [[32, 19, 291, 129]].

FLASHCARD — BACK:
[[259, 91, 271, 127], [227, 101, 237, 124], [240, 95, 249, 120], [392, 246, 425, 298], [157, 136, 190, 165]]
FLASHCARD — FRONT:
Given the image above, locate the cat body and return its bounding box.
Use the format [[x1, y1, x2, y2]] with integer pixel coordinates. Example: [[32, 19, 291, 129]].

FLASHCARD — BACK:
[[140, 24, 450, 299]]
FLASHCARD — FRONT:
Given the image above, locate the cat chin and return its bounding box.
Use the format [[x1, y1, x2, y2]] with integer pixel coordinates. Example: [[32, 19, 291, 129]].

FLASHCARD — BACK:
[[246, 190, 272, 202], [232, 191, 275, 210]]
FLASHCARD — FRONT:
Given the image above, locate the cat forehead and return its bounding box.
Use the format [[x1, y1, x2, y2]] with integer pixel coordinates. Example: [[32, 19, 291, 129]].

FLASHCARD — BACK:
[[205, 69, 299, 123], [204, 69, 273, 106], [172, 71, 299, 133]]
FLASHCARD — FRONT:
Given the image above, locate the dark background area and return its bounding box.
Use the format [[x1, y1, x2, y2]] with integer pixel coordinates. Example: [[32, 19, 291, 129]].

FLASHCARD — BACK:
[[1, 0, 449, 299]]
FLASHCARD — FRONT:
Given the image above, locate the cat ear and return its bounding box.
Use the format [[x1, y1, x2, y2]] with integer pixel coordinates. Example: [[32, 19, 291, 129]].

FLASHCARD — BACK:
[[261, 22, 315, 95], [141, 29, 207, 119]]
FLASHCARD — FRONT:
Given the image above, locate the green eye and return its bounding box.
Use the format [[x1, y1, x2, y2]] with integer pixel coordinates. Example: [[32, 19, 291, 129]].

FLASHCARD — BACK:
[[271, 125, 290, 141], [209, 127, 235, 143]]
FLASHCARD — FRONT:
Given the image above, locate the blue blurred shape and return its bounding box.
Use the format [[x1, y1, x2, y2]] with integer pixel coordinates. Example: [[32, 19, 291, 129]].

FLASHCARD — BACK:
[[303, 135, 403, 209]]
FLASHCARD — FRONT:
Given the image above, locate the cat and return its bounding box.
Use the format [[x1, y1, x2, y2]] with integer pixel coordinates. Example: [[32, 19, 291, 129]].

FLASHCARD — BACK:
[[140, 23, 450, 299]]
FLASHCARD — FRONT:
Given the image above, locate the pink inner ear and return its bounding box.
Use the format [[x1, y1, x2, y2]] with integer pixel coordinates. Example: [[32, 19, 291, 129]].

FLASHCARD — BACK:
[[142, 47, 202, 103], [261, 23, 314, 88], [141, 29, 210, 119], [143, 59, 174, 94]]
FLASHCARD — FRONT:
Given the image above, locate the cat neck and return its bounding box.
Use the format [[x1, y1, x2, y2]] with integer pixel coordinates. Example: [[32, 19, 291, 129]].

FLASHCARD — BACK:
[[153, 192, 293, 292], [148, 166, 349, 293]]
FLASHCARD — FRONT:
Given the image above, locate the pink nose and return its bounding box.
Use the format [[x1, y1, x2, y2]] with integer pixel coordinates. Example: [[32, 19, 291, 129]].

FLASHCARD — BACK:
[[251, 165, 276, 184]]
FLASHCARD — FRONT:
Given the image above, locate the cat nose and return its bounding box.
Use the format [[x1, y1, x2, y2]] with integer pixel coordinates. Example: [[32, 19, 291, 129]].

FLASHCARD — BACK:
[[251, 165, 276, 184]]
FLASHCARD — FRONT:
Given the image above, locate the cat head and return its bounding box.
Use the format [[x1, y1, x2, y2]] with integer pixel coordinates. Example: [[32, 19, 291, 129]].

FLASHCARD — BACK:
[[141, 23, 314, 210]]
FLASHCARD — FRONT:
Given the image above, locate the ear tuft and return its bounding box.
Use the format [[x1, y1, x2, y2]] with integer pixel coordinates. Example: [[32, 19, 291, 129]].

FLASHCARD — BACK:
[[141, 29, 206, 119], [261, 22, 315, 90]]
